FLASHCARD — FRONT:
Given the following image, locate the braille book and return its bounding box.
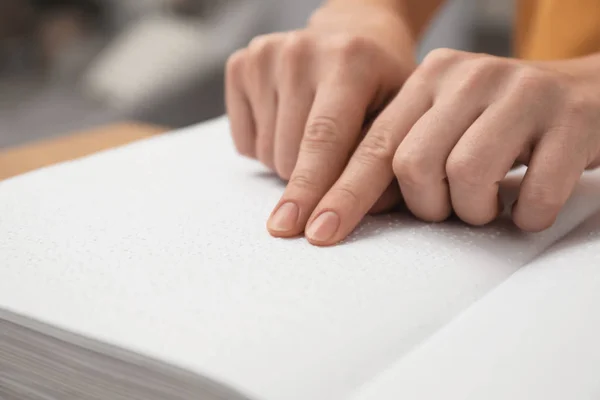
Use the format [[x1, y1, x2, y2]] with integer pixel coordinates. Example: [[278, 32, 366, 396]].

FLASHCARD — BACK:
[[1, 116, 599, 400]]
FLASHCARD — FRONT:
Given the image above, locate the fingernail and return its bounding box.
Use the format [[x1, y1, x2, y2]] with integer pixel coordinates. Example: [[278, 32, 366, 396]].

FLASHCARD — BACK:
[[306, 211, 340, 243], [268, 202, 299, 233]]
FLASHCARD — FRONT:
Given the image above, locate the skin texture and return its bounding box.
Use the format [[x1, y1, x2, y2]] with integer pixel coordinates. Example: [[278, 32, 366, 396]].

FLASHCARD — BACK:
[[225, 1, 600, 246]]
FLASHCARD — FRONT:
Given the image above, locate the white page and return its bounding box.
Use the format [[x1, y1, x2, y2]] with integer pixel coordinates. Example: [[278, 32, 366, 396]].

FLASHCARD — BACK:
[[1, 116, 600, 400], [352, 212, 600, 400]]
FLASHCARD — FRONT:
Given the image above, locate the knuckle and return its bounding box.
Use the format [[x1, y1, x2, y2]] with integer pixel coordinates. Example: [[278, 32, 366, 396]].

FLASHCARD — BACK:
[[370, 117, 396, 141], [303, 116, 342, 151], [329, 185, 362, 209], [355, 130, 395, 166], [467, 56, 505, 73], [421, 48, 461, 72], [424, 48, 459, 64], [325, 35, 377, 82], [282, 32, 312, 59], [452, 74, 484, 99], [446, 155, 487, 186], [225, 49, 246, 79], [329, 35, 371, 60], [511, 67, 553, 95], [562, 93, 595, 124], [248, 35, 277, 58], [279, 32, 313, 76], [404, 72, 430, 93], [288, 171, 320, 192], [307, 6, 328, 26], [393, 152, 431, 186], [454, 58, 502, 94]]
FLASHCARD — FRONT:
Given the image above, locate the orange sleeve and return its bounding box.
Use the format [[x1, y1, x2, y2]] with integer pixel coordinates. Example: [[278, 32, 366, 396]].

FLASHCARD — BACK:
[[515, 0, 600, 60]]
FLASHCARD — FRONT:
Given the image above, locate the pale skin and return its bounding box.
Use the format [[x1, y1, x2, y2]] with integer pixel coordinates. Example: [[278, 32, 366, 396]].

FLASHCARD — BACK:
[[225, 0, 600, 246]]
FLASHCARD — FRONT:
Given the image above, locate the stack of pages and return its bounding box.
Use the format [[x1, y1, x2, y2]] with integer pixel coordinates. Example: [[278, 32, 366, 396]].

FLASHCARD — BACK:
[[1, 117, 599, 400]]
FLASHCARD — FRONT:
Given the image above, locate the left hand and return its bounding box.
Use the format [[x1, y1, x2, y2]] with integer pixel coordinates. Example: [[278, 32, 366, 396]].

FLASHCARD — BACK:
[[298, 49, 600, 246]]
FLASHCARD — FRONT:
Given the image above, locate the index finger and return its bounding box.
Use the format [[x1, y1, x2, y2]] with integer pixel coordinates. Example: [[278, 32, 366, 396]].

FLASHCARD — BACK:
[[304, 80, 433, 246], [266, 78, 371, 238]]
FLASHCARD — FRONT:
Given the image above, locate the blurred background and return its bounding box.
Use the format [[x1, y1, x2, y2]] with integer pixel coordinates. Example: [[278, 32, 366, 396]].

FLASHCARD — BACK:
[[0, 0, 514, 149]]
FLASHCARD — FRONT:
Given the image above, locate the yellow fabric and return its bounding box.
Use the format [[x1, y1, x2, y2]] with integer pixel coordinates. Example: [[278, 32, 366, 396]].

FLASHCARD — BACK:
[[515, 0, 600, 60]]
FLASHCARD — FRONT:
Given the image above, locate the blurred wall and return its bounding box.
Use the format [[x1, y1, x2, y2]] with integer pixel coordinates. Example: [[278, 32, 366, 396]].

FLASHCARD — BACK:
[[0, 0, 513, 148], [419, 0, 477, 59], [271, 0, 323, 31]]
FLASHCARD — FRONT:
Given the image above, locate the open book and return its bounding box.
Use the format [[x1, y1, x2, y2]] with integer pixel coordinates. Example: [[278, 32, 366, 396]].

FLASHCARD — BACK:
[[1, 116, 599, 400]]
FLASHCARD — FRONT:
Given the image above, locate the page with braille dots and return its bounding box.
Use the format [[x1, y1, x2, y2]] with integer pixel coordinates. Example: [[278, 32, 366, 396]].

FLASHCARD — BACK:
[[1, 116, 599, 400], [351, 211, 600, 400]]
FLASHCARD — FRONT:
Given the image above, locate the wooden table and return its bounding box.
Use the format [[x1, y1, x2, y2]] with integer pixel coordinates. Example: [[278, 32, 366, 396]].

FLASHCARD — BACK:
[[0, 123, 168, 181]]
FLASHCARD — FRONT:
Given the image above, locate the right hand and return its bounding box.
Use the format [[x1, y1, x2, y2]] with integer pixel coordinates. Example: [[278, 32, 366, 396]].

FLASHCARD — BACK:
[[225, 3, 417, 238]]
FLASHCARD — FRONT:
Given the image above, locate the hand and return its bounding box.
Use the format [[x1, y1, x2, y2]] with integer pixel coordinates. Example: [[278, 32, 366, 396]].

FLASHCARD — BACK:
[[300, 49, 600, 246], [224, 3, 417, 237]]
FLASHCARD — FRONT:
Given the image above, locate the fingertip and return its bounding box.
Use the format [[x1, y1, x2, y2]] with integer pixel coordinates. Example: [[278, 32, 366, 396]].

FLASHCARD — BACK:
[[404, 190, 453, 224], [511, 201, 558, 233], [513, 217, 556, 233], [451, 189, 502, 227], [305, 210, 341, 246], [456, 212, 499, 227], [305, 211, 340, 243], [305, 237, 341, 247], [267, 201, 302, 237], [416, 209, 453, 224], [234, 140, 256, 158]]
